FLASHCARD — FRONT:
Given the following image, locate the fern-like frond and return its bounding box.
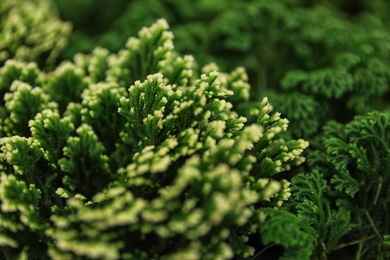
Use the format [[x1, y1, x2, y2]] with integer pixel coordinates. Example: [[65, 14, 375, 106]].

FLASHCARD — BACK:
[[290, 170, 353, 257], [259, 208, 315, 260]]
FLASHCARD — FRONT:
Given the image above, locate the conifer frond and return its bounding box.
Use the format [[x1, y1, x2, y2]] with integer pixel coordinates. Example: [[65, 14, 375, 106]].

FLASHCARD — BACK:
[[107, 19, 174, 87], [3, 81, 52, 136], [0, 173, 45, 255], [81, 82, 126, 154], [0, 136, 44, 179], [59, 124, 111, 198], [43, 62, 89, 113], [0, 60, 41, 97], [29, 109, 74, 165]]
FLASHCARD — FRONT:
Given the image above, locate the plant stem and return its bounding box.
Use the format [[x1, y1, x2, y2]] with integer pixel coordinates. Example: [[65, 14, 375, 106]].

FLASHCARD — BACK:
[[356, 239, 363, 260], [334, 235, 376, 250], [373, 175, 382, 206], [251, 243, 276, 260], [364, 209, 383, 241]]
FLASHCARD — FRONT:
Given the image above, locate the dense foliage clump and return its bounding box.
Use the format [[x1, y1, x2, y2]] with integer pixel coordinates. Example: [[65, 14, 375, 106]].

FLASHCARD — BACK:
[[0, 17, 308, 259], [1, 0, 390, 259]]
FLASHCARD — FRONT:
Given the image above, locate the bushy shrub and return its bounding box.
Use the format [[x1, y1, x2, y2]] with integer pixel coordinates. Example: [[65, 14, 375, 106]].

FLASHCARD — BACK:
[[0, 19, 308, 259], [2, 0, 390, 259]]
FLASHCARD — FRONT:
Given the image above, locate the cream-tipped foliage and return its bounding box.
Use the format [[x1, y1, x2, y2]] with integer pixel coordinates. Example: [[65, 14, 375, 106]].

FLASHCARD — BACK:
[[3, 81, 52, 136], [0, 172, 42, 254], [106, 19, 174, 87], [0, 60, 42, 94], [0, 0, 71, 65], [29, 109, 74, 165], [43, 62, 89, 113], [0, 19, 308, 259], [0, 136, 44, 177]]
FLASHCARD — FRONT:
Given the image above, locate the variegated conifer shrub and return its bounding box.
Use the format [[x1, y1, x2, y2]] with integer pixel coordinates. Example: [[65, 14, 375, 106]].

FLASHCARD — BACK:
[[0, 19, 309, 259], [3, 0, 390, 259]]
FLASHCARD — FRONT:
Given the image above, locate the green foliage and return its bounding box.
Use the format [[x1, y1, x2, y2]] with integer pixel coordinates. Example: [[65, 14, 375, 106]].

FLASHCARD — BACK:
[[266, 92, 328, 138], [29, 109, 74, 165], [43, 62, 89, 113], [0, 0, 71, 67], [290, 171, 353, 258], [294, 111, 390, 259], [52, 0, 390, 145], [0, 138, 48, 258], [0, 173, 43, 254], [59, 124, 111, 199], [80, 82, 126, 155], [2, 0, 390, 258], [326, 112, 390, 203], [3, 81, 54, 137], [0, 19, 307, 259], [0, 60, 42, 98], [0, 60, 44, 135], [259, 208, 315, 260]]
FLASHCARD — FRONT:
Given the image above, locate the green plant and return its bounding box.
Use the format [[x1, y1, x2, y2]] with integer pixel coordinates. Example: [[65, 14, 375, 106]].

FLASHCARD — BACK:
[[2, 1, 390, 259], [288, 111, 390, 259], [54, 0, 390, 142], [0, 19, 308, 259]]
